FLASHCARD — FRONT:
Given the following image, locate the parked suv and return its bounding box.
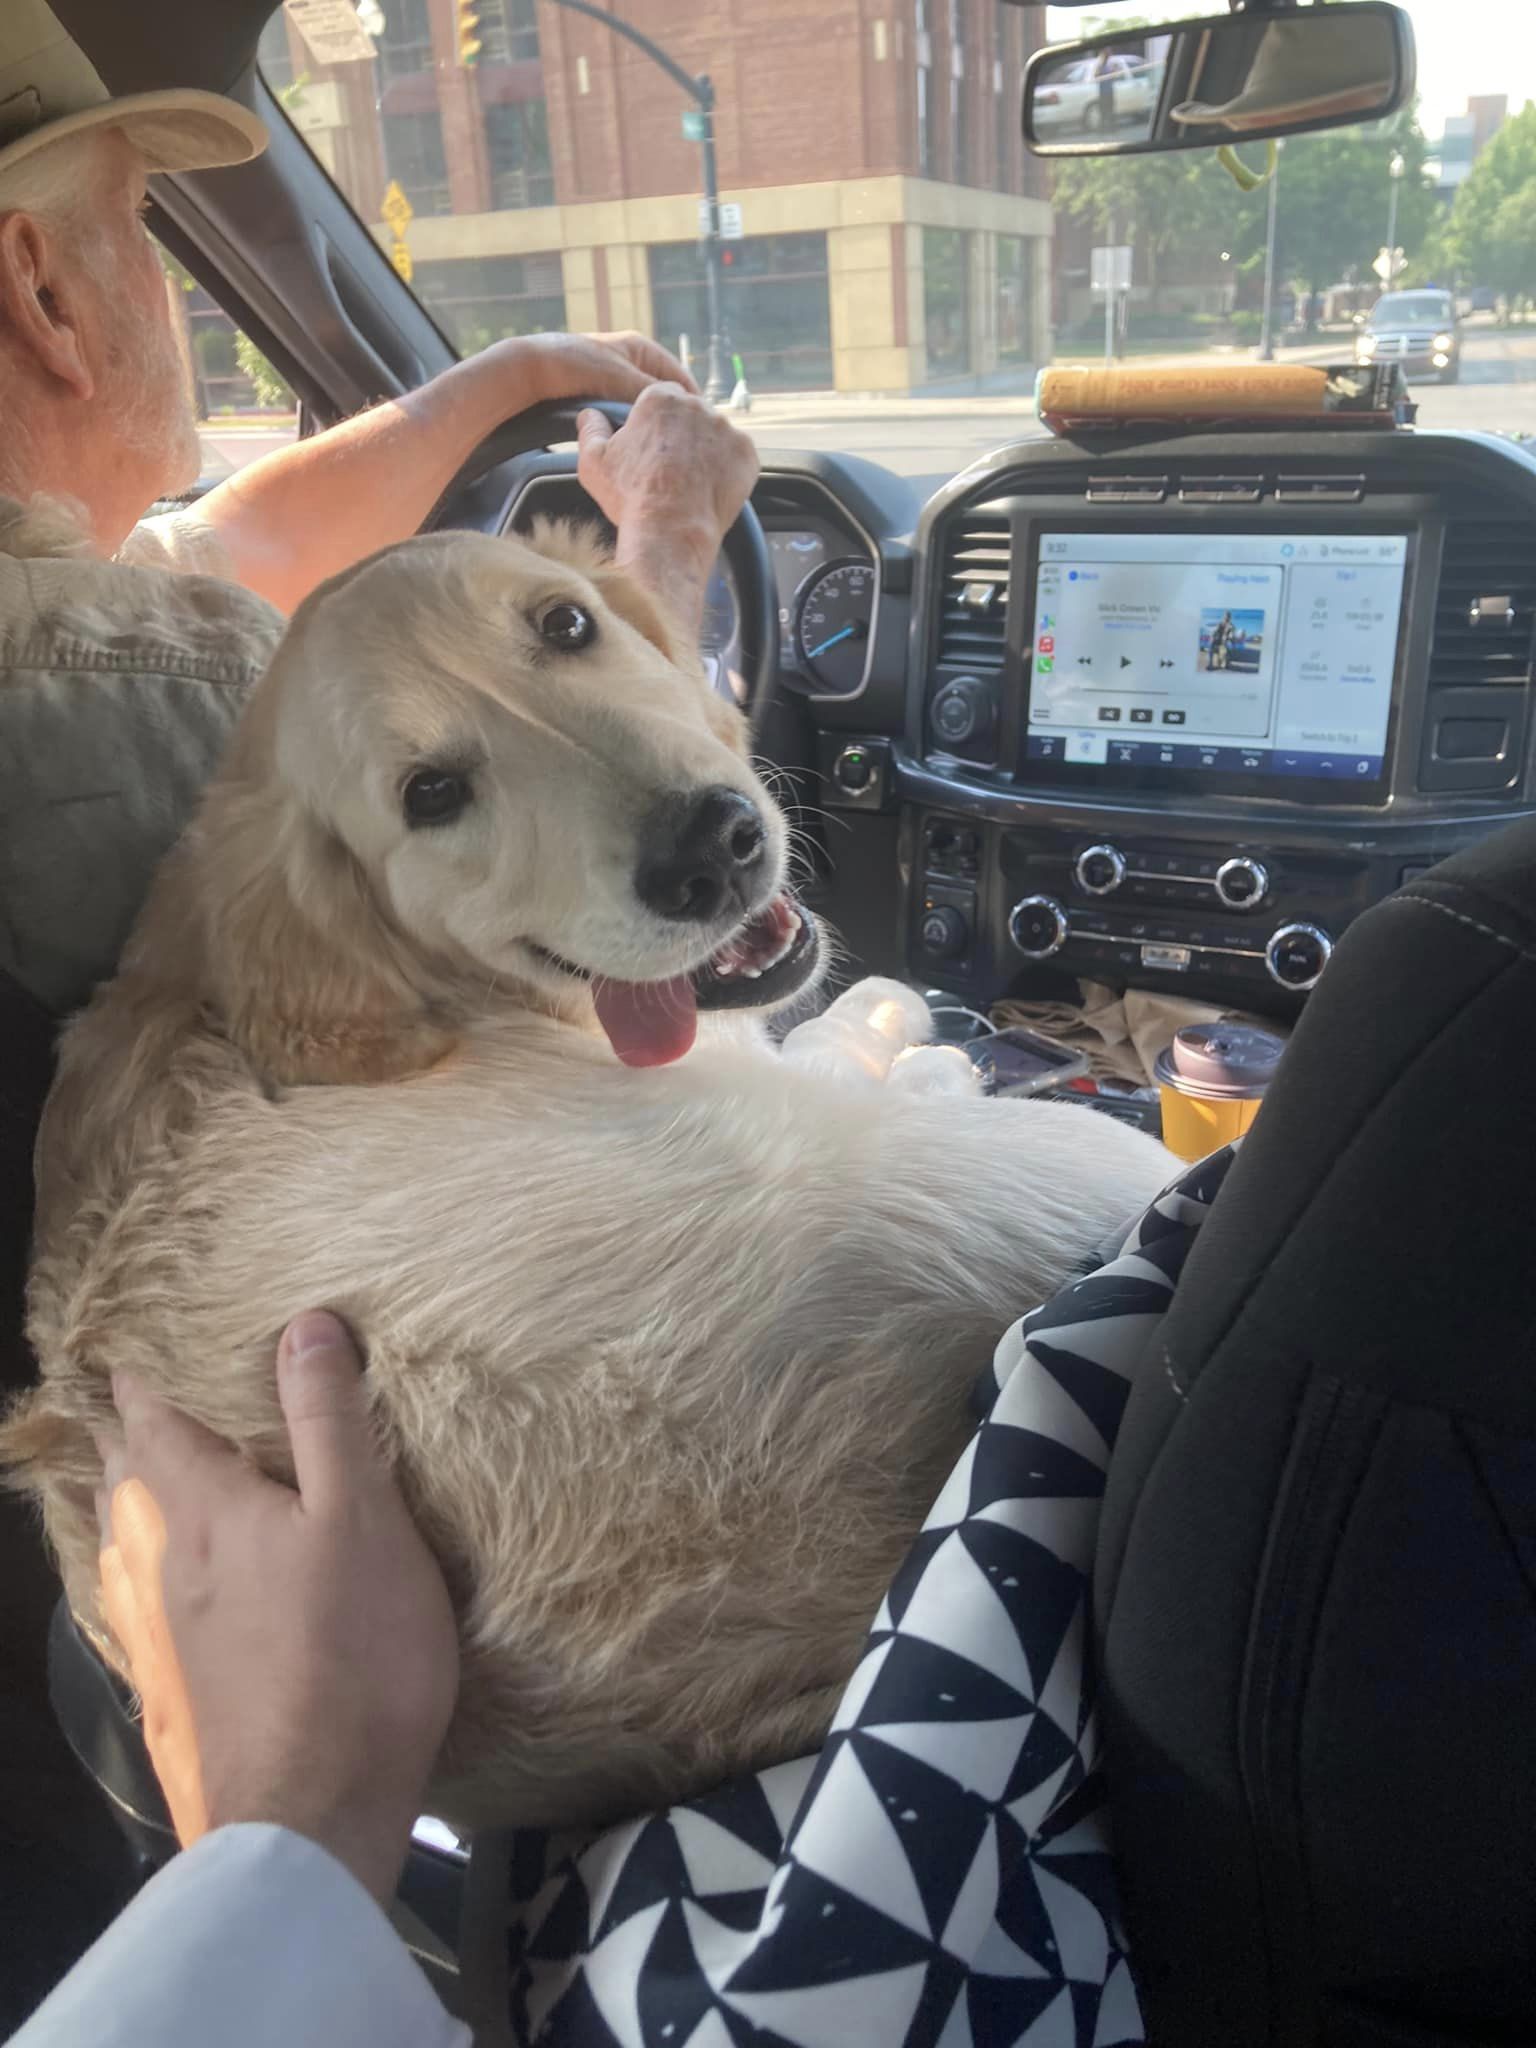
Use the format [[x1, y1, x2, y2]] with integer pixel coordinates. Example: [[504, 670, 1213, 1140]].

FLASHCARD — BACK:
[[1355, 288, 1462, 384]]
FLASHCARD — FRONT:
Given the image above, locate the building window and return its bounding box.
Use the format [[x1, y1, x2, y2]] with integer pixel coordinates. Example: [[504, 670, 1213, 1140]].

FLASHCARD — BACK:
[[483, 98, 554, 208], [377, 0, 436, 83], [997, 234, 1034, 365], [914, 0, 934, 178], [923, 226, 970, 379], [948, 0, 965, 184], [993, 14, 1010, 192], [649, 233, 832, 392], [381, 110, 452, 216], [413, 253, 566, 353], [477, 0, 542, 64]]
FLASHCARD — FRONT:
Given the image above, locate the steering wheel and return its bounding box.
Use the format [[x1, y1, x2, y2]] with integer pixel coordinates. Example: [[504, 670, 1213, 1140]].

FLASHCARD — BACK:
[[450, 398, 780, 738]]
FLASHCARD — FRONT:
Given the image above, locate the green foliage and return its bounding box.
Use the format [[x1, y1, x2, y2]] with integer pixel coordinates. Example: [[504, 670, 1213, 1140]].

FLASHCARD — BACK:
[[233, 329, 294, 411], [1050, 113, 1435, 307], [1434, 103, 1536, 301]]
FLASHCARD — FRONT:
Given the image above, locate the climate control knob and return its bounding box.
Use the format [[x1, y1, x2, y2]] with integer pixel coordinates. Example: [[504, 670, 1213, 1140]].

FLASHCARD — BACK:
[[1265, 922, 1333, 992], [931, 676, 993, 746], [1075, 843, 1126, 896], [1008, 895, 1069, 961], [1215, 855, 1270, 911]]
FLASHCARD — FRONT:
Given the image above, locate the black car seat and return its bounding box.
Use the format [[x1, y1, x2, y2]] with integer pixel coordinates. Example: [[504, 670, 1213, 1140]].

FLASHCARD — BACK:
[[1096, 815, 1536, 2046], [0, 967, 138, 2032]]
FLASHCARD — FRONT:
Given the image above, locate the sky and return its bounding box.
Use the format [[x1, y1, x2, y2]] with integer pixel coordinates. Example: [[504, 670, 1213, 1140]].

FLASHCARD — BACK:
[[1042, 2, 1536, 141]]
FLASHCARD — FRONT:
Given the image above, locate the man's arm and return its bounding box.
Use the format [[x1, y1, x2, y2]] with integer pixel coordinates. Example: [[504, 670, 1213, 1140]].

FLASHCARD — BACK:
[[189, 331, 695, 616]]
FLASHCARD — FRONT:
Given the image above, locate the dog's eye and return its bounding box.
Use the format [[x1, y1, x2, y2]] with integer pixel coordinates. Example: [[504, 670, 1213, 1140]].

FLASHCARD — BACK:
[[538, 601, 595, 651], [402, 769, 472, 828]]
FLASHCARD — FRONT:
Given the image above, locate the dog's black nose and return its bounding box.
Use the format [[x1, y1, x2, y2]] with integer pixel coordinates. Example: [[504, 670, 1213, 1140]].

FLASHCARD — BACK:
[[637, 788, 767, 923]]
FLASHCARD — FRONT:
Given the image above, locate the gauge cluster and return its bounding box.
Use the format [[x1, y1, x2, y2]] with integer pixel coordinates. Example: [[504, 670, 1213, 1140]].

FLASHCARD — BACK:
[[767, 519, 878, 696]]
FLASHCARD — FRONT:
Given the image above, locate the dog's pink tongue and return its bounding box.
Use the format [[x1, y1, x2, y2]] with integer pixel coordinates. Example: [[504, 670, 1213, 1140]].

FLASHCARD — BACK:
[[592, 974, 699, 1068]]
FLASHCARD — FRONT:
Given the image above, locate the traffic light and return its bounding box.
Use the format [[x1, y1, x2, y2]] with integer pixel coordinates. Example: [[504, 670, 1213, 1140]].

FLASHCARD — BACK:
[[455, 0, 482, 66]]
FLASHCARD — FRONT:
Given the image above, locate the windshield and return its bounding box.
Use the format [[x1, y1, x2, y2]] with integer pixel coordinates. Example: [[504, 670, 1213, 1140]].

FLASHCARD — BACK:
[[1370, 294, 1456, 326], [224, 0, 1536, 494]]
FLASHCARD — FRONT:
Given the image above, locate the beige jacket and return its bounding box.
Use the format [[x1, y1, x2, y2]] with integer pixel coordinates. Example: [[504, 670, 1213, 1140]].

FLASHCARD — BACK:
[[0, 503, 284, 1015]]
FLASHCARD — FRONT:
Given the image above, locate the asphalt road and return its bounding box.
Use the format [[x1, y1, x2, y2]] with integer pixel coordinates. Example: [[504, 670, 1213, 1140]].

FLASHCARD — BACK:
[[198, 322, 1536, 501]]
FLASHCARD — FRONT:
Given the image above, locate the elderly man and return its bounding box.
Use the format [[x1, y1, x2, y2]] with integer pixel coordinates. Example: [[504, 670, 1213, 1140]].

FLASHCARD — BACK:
[[0, 13, 756, 1017]]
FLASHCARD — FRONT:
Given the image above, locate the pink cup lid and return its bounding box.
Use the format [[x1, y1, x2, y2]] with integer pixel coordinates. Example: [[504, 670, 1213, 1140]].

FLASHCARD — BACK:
[[1154, 1022, 1286, 1100]]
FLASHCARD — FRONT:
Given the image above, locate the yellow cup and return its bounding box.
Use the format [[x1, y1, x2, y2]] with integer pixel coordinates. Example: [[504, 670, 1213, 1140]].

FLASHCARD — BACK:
[[1153, 1023, 1287, 1163]]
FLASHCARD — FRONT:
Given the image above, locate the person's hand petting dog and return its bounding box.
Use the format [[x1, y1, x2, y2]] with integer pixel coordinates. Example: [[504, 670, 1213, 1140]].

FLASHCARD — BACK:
[[94, 1310, 459, 1906], [578, 382, 760, 640]]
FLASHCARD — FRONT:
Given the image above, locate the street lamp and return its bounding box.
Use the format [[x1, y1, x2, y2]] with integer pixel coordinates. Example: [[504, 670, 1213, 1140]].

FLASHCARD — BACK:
[[1384, 149, 1406, 292], [545, 0, 733, 403]]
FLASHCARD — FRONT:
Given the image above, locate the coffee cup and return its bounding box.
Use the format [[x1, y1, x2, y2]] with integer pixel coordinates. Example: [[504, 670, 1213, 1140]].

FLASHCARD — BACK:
[[1153, 1021, 1287, 1162]]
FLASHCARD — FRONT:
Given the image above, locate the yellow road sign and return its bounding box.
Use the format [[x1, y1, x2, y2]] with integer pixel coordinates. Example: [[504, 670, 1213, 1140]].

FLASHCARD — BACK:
[[381, 178, 414, 230], [389, 239, 414, 283]]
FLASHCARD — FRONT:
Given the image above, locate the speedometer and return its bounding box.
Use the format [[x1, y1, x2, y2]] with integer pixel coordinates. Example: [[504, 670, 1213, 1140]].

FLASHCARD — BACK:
[[794, 558, 876, 693]]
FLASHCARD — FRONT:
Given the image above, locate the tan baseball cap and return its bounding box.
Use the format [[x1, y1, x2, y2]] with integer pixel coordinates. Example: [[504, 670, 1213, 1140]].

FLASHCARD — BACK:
[[0, 0, 267, 188]]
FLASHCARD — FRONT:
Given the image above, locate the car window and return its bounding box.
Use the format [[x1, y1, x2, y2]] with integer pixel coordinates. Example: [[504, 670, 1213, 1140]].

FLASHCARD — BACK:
[[1371, 294, 1455, 325], [226, 0, 1536, 486], [155, 242, 299, 500]]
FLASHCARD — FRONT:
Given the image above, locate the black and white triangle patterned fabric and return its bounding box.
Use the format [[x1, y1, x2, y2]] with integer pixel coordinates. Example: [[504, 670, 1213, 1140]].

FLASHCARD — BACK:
[[502, 1145, 1238, 2048]]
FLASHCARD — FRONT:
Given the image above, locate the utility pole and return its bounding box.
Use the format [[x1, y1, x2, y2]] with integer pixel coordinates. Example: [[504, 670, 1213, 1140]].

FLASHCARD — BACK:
[[1258, 141, 1281, 359], [544, 0, 732, 402], [1384, 149, 1405, 294]]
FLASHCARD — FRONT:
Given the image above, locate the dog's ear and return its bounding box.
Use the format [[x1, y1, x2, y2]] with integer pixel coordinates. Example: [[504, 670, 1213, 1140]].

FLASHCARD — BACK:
[[194, 778, 455, 1087]]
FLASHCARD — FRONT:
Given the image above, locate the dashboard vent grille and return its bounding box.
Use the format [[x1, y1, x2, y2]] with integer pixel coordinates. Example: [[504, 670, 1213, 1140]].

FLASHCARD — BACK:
[[937, 515, 1010, 669], [1428, 523, 1536, 688]]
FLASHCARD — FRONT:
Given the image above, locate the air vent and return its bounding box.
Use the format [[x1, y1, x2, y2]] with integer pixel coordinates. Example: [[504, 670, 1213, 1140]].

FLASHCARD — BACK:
[[936, 515, 1010, 669], [1428, 522, 1536, 689]]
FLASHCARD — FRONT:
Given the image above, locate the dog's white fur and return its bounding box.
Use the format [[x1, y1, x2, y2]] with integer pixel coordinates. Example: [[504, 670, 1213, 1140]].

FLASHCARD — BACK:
[[2, 524, 1173, 1831]]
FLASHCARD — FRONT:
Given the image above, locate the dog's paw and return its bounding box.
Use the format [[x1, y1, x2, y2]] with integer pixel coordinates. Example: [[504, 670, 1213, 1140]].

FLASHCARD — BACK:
[[886, 1044, 983, 1098], [780, 979, 935, 1086], [820, 978, 933, 1050]]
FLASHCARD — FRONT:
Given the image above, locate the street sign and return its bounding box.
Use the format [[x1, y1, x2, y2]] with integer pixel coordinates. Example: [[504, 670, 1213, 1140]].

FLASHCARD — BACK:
[[1373, 245, 1405, 283], [381, 179, 415, 231], [1090, 244, 1133, 293], [681, 109, 708, 141], [697, 200, 744, 239], [389, 241, 414, 283], [283, 0, 377, 66]]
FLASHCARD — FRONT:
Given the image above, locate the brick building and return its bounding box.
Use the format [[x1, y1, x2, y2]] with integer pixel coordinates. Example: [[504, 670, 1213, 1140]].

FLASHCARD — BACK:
[[260, 0, 1052, 392]]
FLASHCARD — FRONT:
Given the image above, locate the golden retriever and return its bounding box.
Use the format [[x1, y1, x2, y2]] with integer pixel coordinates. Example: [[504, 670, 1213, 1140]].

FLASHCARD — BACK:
[[2, 524, 1174, 1831]]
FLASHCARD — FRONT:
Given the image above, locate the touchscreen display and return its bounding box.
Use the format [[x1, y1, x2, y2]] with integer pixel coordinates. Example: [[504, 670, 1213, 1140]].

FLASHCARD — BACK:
[[1024, 532, 1408, 787]]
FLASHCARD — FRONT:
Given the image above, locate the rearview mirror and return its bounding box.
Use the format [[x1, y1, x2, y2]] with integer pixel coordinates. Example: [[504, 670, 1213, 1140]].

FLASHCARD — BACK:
[[1022, 2, 1415, 158]]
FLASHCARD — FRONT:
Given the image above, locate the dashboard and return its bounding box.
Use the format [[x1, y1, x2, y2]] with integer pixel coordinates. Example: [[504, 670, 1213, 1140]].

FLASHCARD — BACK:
[[477, 425, 1536, 1023]]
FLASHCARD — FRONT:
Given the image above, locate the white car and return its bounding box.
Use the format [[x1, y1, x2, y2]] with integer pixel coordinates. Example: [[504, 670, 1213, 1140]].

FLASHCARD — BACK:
[[1032, 53, 1161, 137]]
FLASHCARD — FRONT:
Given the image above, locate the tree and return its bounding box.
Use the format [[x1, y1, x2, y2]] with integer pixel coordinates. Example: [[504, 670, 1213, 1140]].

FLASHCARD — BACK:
[[1050, 111, 1433, 329], [1251, 117, 1434, 311], [1433, 104, 1536, 308]]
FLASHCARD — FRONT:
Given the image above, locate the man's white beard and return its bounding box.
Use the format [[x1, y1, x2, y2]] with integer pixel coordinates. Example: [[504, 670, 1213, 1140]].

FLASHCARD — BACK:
[[107, 286, 204, 501]]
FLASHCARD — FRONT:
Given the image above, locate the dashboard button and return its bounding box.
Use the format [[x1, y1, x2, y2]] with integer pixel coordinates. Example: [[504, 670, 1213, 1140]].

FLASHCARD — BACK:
[[931, 676, 992, 746], [1008, 895, 1069, 961], [833, 745, 874, 793], [918, 905, 969, 961], [1265, 922, 1333, 992], [1075, 844, 1126, 896], [1215, 856, 1270, 910]]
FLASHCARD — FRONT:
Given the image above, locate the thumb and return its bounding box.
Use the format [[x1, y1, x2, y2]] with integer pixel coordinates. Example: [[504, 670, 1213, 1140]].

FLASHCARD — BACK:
[[576, 406, 613, 466], [276, 1310, 385, 1517]]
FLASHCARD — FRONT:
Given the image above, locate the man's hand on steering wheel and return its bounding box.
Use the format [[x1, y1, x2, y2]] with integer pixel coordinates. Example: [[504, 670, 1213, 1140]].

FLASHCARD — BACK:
[[577, 384, 760, 644]]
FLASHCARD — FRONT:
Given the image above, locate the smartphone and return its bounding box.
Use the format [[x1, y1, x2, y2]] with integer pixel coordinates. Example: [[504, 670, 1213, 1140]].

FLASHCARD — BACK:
[[963, 1026, 1090, 1097]]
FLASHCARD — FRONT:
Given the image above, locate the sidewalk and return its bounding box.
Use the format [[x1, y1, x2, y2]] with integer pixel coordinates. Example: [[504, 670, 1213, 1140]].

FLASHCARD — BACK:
[[739, 337, 1347, 423]]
